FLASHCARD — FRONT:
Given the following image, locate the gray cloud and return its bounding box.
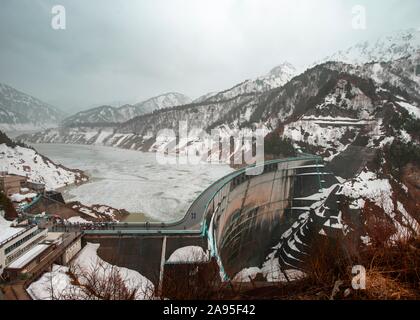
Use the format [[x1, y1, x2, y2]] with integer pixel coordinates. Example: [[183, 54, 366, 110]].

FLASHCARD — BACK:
[[0, 0, 419, 113]]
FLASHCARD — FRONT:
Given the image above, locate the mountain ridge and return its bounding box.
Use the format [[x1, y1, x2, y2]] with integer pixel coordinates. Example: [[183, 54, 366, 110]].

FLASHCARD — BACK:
[[62, 92, 192, 126], [0, 83, 66, 131]]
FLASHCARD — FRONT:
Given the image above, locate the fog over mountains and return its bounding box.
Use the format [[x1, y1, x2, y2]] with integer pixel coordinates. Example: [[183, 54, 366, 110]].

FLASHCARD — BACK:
[[0, 83, 65, 131], [62, 92, 192, 126], [1, 29, 419, 137]]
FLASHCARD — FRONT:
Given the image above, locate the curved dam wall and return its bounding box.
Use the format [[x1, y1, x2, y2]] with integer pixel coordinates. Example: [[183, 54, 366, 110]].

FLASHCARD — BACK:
[[77, 156, 338, 285], [207, 157, 337, 279]]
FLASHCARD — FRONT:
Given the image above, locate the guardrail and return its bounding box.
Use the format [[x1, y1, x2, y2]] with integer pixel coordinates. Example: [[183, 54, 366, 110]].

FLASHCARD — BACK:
[[83, 229, 202, 236]]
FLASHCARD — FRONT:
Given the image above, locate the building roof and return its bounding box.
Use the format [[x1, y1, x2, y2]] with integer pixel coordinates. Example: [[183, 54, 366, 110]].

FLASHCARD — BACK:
[[0, 215, 25, 244], [7, 244, 50, 269]]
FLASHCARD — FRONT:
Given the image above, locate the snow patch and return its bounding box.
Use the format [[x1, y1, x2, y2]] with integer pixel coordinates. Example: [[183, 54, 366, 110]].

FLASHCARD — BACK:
[[167, 246, 209, 264]]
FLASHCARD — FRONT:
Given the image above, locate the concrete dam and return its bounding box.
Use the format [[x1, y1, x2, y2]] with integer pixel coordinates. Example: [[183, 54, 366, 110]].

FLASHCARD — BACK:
[[75, 155, 341, 283], [205, 156, 340, 279]]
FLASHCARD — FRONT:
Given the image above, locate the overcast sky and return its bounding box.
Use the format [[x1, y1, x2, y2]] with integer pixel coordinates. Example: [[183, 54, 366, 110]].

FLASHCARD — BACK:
[[0, 0, 419, 113]]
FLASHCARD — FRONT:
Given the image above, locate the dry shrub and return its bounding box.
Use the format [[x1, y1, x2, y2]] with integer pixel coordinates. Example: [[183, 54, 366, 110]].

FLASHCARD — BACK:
[[363, 201, 396, 246], [359, 270, 417, 300], [356, 237, 420, 298], [303, 236, 354, 288]]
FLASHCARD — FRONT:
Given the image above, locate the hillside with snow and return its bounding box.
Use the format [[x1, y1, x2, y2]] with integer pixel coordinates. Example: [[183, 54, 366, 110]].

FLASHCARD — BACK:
[[322, 28, 420, 65], [0, 141, 87, 190], [0, 83, 65, 131], [200, 62, 297, 103], [134, 92, 192, 113], [20, 59, 420, 164], [62, 92, 192, 126]]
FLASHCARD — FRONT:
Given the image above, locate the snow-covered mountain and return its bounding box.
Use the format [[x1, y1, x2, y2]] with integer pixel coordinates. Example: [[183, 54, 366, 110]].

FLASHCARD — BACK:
[[134, 92, 192, 113], [21, 62, 297, 148], [198, 62, 297, 103], [193, 91, 217, 104], [62, 92, 192, 126], [323, 28, 420, 65], [62, 105, 130, 126], [20, 30, 420, 169], [23, 59, 419, 157], [0, 83, 65, 131]]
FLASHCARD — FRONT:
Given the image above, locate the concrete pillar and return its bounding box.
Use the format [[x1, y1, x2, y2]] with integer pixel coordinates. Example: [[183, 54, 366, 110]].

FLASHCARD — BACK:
[[157, 236, 167, 296]]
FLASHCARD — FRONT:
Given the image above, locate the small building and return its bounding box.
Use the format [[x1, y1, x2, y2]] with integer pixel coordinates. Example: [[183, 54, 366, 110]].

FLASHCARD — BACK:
[[0, 222, 48, 277], [4, 243, 52, 280], [0, 174, 28, 197], [1, 226, 82, 281]]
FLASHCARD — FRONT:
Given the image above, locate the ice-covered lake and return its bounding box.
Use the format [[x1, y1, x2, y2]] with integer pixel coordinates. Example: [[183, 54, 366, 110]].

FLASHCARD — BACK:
[[33, 144, 234, 222]]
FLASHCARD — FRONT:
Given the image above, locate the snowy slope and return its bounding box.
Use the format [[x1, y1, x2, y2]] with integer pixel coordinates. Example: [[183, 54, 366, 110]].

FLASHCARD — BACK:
[[193, 91, 217, 103], [0, 143, 87, 190], [134, 92, 192, 113], [0, 215, 25, 244], [323, 28, 420, 65], [62, 105, 128, 125], [167, 246, 209, 263], [0, 83, 65, 131], [204, 62, 297, 103], [62, 92, 192, 126]]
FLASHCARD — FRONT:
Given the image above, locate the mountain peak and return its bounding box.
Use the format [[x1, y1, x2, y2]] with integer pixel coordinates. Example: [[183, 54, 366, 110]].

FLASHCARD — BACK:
[[134, 92, 192, 112], [268, 62, 296, 77], [324, 28, 420, 65]]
